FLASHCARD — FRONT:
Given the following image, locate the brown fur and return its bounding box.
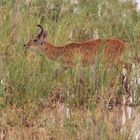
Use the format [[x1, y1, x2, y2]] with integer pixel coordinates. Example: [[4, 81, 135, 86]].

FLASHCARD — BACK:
[[24, 25, 126, 66]]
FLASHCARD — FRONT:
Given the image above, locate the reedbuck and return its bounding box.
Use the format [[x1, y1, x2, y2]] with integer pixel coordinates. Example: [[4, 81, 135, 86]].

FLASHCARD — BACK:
[[24, 25, 126, 66]]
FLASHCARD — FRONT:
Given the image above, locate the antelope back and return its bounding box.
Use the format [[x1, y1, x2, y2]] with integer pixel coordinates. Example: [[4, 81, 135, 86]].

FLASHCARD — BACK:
[[59, 39, 125, 65]]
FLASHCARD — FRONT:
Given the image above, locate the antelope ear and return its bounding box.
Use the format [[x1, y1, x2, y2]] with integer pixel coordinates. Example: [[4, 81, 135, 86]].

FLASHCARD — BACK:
[[37, 24, 44, 39], [43, 31, 47, 38], [40, 31, 48, 42]]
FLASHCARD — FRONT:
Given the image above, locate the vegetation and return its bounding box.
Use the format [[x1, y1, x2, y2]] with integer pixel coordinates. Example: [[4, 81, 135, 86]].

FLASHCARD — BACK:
[[0, 0, 140, 139]]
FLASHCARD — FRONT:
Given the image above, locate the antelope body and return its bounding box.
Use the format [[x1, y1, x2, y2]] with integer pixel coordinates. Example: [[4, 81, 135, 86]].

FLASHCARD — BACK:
[[24, 25, 126, 66]]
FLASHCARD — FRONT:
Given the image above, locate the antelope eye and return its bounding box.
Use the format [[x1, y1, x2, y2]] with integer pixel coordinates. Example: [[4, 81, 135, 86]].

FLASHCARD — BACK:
[[33, 39, 38, 42]]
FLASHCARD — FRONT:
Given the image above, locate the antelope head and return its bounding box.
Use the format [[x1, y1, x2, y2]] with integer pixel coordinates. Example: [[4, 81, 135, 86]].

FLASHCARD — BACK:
[[24, 25, 48, 51]]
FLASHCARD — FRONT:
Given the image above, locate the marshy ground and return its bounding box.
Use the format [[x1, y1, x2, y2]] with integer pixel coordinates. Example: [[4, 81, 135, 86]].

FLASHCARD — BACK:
[[0, 0, 140, 140]]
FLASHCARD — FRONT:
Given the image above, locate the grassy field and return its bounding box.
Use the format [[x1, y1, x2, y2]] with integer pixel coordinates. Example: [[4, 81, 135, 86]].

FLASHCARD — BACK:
[[0, 0, 140, 139]]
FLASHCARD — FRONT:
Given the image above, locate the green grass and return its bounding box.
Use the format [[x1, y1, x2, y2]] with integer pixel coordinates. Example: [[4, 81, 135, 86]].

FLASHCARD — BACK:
[[0, 0, 140, 139]]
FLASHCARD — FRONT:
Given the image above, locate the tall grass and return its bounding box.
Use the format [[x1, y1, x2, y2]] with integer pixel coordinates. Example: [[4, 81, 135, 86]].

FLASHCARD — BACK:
[[0, 0, 140, 139]]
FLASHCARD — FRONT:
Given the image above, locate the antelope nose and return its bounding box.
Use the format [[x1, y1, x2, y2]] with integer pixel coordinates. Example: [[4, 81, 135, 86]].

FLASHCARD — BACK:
[[24, 44, 27, 48]]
